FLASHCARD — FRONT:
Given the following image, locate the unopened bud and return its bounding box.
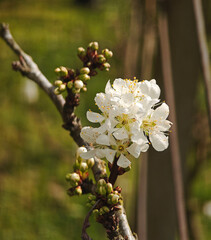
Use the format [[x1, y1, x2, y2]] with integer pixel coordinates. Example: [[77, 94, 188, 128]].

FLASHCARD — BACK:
[[111, 194, 119, 204], [75, 186, 82, 195], [54, 87, 61, 95], [99, 207, 104, 215], [67, 81, 73, 89], [106, 183, 113, 194], [97, 54, 106, 64], [81, 86, 87, 92], [77, 147, 87, 157], [86, 203, 92, 208], [77, 47, 86, 57], [102, 49, 113, 58], [102, 206, 110, 213], [60, 66, 68, 77], [55, 67, 61, 74], [74, 80, 84, 89], [66, 172, 80, 182], [80, 67, 90, 75], [102, 62, 110, 69], [87, 62, 92, 67], [54, 80, 63, 86], [93, 209, 99, 218], [88, 194, 96, 201], [97, 179, 106, 187], [59, 84, 66, 92], [72, 87, 81, 94], [80, 162, 88, 172], [87, 158, 95, 168], [98, 186, 107, 196], [88, 41, 99, 50], [79, 74, 90, 82]]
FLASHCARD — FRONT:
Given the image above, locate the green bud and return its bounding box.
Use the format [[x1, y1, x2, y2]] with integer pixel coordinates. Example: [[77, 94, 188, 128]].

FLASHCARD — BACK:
[[54, 87, 61, 95], [98, 186, 107, 196], [88, 41, 99, 50], [86, 203, 92, 208], [87, 62, 92, 67], [102, 206, 110, 213], [55, 67, 61, 74], [77, 47, 86, 57], [88, 194, 96, 201], [97, 54, 106, 64], [102, 62, 110, 69], [72, 87, 81, 94], [67, 81, 73, 89], [92, 209, 99, 218], [80, 67, 90, 75], [80, 162, 88, 172], [54, 80, 63, 86], [111, 194, 119, 204], [106, 183, 113, 194], [66, 172, 80, 182], [105, 68, 110, 72], [60, 66, 68, 77], [81, 86, 87, 92], [99, 207, 104, 215], [102, 49, 113, 58], [74, 80, 84, 89], [75, 186, 82, 195], [78, 74, 90, 82], [87, 158, 95, 168], [97, 179, 106, 187], [90, 200, 96, 206], [59, 84, 66, 92]]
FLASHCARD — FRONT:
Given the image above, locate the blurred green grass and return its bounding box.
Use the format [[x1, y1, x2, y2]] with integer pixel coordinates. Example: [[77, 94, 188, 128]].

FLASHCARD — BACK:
[[0, 0, 211, 239]]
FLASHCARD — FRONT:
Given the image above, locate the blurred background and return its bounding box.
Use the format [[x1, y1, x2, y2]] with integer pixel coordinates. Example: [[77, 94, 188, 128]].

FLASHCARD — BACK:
[[0, 0, 211, 239]]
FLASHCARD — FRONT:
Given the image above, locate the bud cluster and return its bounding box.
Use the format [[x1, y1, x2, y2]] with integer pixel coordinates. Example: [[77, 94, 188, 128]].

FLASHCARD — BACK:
[[86, 179, 122, 218], [53, 42, 113, 95], [66, 147, 95, 196]]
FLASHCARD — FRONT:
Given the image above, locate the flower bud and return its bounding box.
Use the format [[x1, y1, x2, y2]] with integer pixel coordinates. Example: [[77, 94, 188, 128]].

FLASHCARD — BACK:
[[81, 86, 87, 92], [86, 203, 92, 208], [80, 162, 88, 172], [91, 200, 96, 206], [54, 67, 61, 74], [106, 183, 113, 194], [87, 157, 95, 168], [88, 194, 96, 201], [102, 62, 110, 69], [88, 41, 99, 50], [80, 67, 90, 75], [67, 81, 73, 89], [66, 172, 80, 182], [60, 66, 68, 77], [54, 80, 63, 86], [77, 47, 86, 57], [73, 160, 80, 171], [98, 186, 107, 196], [78, 74, 90, 82], [74, 80, 84, 89], [102, 49, 113, 58], [87, 62, 92, 67], [99, 207, 104, 215], [97, 54, 106, 64], [97, 179, 106, 187], [77, 147, 87, 157], [111, 194, 119, 204], [72, 87, 81, 94], [59, 84, 66, 92], [93, 209, 99, 218], [54, 87, 61, 95], [102, 206, 110, 213], [74, 186, 82, 195]]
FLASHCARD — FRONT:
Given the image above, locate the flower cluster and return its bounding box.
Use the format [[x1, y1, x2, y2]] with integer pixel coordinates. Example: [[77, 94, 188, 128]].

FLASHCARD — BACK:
[[80, 78, 172, 168]]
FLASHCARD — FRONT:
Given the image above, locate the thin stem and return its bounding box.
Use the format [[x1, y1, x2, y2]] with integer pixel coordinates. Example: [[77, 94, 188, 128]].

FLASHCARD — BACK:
[[108, 156, 119, 185]]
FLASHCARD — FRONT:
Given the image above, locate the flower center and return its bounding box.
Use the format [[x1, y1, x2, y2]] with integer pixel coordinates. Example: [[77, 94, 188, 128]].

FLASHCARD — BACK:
[[141, 119, 157, 135], [116, 114, 136, 130]]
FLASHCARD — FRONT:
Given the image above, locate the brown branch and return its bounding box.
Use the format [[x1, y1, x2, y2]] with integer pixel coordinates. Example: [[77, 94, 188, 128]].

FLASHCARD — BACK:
[[192, 0, 211, 132], [0, 22, 135, 240], [158, 8, 189, 240]]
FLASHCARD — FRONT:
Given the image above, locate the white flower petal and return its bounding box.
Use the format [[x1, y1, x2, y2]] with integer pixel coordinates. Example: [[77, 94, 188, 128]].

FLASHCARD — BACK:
[[113, 127, 128, 140], [149, 79, 161, 99], [104, 149, 116, 163], [87, 111, 105, 123], [117, 154, 131, 168], [80, 127, 98, 143], [149, 132, 169, 151], [131, 130, 147, 144], [126, 143, 142, 158], [152, 103, 169, 120], [80, 150, 96, 159], [96, 134, 110, 146], [113, 78, 126, 93]]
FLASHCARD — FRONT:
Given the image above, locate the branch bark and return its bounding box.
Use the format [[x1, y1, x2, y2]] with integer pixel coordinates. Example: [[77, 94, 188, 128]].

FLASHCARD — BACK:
[[0, 22, 135, 240]]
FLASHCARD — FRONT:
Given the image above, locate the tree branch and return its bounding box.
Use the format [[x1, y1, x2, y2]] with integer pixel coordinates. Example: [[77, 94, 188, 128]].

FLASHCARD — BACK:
[[0, 22, 135, 239]]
